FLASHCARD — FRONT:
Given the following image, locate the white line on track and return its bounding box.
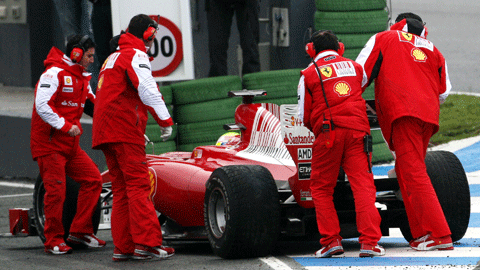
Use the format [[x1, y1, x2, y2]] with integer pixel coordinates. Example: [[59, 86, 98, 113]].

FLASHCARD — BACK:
[[0, 181, 34, 189], [260, 256, 293, 270], [0, 193, 32, 199]]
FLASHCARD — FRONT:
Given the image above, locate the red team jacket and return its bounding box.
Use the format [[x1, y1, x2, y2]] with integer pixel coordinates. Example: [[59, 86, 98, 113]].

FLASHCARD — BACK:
[[355, 19, 451, 150], [30, 47, 95, 160], [298, 50, 370, 137], [92, 32, 173, 148]]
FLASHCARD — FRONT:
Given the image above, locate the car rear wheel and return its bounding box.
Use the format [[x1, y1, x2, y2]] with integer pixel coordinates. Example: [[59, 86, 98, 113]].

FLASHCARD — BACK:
[[204, 165, 280, 259], [33, 175, 101, 244], [399, 150, 470, 242]]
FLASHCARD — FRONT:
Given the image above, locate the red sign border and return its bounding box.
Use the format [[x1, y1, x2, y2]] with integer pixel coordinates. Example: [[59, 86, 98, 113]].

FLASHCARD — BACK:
[[150, 15, 184, 77]]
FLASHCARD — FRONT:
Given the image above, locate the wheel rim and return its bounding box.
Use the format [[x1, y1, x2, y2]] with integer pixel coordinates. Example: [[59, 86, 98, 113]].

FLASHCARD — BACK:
[[207, 187, 227, 239], [36, 182, 46, 231]]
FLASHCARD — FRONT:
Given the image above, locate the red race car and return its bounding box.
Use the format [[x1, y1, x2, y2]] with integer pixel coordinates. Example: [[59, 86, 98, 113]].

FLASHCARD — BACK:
[[31, 90, 470, 259]]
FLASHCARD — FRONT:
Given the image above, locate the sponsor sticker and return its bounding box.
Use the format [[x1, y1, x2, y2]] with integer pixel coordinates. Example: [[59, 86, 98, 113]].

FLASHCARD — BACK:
[[64, 76, 73, 86], [40, 84, 50, 88], [411, 48, 427, 62], [334, 81, 351, 97], [139, 64, 150, 70], [297, 148, 312, 160], [298, 162, 311, 180], [62, 87, 73, 93]]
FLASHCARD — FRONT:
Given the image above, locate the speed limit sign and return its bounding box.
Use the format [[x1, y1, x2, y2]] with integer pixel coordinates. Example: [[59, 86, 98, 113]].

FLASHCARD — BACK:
[[149, 15, 183, 77]]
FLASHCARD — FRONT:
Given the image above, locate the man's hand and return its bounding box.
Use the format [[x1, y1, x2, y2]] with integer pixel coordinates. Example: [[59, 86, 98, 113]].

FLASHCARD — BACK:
[[68, 125, 81, 137], [160, 126, 173, 141]]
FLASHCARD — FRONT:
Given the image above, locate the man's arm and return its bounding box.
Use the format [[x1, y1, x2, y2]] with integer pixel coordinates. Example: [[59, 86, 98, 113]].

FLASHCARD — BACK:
[[356, 34, 381, 90], [35, 68, 73, 133]]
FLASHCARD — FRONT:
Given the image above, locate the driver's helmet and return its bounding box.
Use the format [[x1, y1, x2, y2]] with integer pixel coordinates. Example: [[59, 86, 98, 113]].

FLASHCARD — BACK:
[[216, 131, 241, 146]]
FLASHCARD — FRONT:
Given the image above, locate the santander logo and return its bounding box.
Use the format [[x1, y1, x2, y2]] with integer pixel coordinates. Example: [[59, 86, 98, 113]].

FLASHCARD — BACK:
[[61, 100, 79, 107], [284, 132, 315, 145]]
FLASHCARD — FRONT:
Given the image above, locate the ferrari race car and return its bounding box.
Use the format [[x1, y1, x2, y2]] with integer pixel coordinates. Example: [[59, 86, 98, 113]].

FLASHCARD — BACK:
[[31, 90, 471, 259]]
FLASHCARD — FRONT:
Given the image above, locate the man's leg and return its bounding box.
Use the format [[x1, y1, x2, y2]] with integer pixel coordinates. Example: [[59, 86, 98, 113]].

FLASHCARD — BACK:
[[207, 1, 234, 77], [37, 153, 68, 248], [235, 0, 260, 75], [392, 117, 451, 238], [66, 148, 102, 234]]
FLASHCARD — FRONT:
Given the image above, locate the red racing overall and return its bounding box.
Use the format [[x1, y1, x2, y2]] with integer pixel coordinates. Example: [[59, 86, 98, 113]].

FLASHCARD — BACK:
[[298, 50, 382, 247], [356, 19, 452, 239], [30, 47, 102, 248], [92, 33, 173, 254]]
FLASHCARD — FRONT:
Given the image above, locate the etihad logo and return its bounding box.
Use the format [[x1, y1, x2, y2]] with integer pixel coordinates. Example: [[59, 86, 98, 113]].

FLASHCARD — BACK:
[[402, 32, 413, 41], [411, 48, 427, 62], [320, 66, 333, 78], [334, 81, 351, 96], [61, 100, 79, 107]]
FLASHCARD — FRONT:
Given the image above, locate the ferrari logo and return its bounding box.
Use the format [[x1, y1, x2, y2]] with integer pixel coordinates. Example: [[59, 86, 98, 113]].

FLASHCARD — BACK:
[[334, 81, 351, 96], [402, 32, 413, 41], [97, 74, 104, 91], [320, 66, 333, 78], [411, 48, 427, 62], [148, 170, 155, 201]]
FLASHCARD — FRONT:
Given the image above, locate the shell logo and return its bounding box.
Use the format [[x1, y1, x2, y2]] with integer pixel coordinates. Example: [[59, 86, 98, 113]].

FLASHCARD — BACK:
[[402, 32, 413, 41], [66, 77, 71, 84], [411, 48, 427, 62], [334, 81, 351, 96], [320, 66, 333, 78], [290, 116, 295, 126]]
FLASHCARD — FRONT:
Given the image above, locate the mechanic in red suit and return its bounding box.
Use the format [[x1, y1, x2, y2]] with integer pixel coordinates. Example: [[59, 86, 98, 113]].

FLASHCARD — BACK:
[[30, 35, 106, 255], [298, 30, 385, 258], [356, 13, 453, 251], [92, 14, 175, 261]]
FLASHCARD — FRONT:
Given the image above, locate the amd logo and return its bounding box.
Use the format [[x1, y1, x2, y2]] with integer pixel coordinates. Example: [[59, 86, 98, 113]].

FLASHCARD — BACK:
[[297, 148, 312, 160]]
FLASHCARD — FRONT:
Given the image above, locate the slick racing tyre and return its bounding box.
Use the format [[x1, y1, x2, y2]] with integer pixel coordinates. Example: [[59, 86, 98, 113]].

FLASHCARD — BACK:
[[33, 175, 101, 244], [399, 151, 470, 242], [204, 165, 280, 259]]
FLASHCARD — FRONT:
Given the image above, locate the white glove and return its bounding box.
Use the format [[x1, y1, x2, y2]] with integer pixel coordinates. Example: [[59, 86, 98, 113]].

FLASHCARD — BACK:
[[160, 126, 173, 141]]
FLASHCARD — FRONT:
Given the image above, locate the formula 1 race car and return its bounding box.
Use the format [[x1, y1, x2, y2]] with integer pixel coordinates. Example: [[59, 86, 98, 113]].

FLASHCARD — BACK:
[[31, 90, 471, 259]]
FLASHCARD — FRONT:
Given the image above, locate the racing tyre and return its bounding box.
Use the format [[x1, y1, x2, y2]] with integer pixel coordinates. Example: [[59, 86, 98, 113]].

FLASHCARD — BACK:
[[33, 175, 101, 244], [399, 151, 470, 242], [204, 165, 280, 259]]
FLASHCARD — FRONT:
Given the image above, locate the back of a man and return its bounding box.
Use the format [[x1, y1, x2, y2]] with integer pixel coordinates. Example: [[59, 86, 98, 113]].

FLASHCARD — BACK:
[[356, 13, 454, 252], [356, 15, 451, 147]]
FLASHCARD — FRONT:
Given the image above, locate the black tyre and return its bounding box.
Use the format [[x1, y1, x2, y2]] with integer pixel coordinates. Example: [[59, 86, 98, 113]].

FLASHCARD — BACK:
[[315, 0, 387, 11], [204, 165, 280, 259], [399, 151, 470, 242], [33, 175, 101, 243]]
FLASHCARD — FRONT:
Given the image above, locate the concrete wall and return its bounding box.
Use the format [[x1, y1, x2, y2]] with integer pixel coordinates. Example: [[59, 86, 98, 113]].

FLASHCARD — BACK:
[[0, 115, 106, 179]]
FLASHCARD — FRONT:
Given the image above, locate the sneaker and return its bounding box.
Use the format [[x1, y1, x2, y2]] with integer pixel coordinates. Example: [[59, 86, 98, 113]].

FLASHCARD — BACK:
[[410, 234, 453, 251], [112, 247, 133, 262], [359, 243, 385, 257], [45, 242, 73, 255], [315, 239, 344, 258], [67, 233, 106, 248], [133, 244, 175, 260]]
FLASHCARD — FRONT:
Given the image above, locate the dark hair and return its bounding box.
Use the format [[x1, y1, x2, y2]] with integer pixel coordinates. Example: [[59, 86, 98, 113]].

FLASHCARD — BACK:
[[311, 30, 340, 54], [128, 14, 156, 40], [395, 12, 423, 23], [65, 34, 95, 58]]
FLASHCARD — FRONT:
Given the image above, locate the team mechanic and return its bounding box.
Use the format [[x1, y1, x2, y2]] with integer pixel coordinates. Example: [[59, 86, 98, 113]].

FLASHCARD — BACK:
[[356, 12, 453, 251], [30, 35, 106, 255], [298, 30, 385, 258], [92, 14, 175, 261]]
